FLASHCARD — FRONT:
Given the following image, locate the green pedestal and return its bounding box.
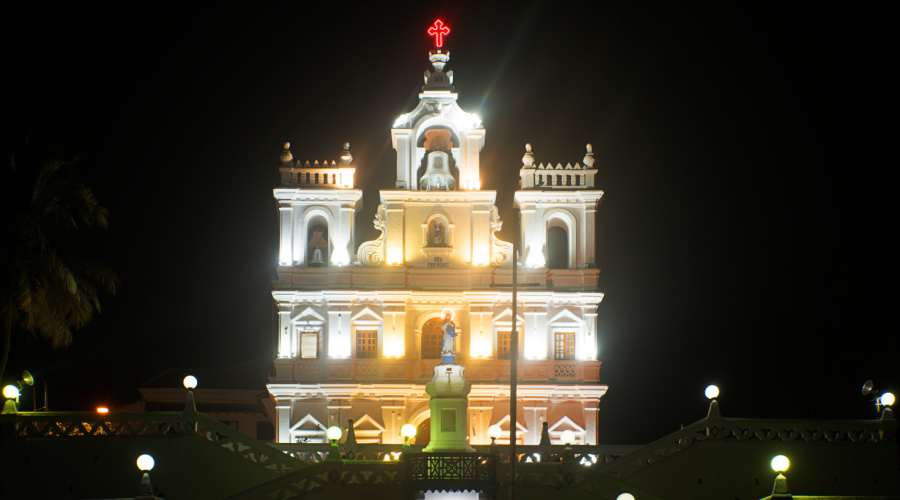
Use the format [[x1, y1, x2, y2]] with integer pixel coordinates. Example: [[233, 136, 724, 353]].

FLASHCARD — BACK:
[[423, 364, 474, 452]]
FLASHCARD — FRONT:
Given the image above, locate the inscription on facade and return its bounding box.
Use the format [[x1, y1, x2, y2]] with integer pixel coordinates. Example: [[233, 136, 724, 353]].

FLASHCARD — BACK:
[[427, 256, 450, 268]]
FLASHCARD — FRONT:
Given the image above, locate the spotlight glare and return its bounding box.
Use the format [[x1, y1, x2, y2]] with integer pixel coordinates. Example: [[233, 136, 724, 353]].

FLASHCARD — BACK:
[[705, 385, 719, 400], [400, 423, 416, 439], [183, 375, 198, 389], [326, 425, 342, 442], [136, 454, 155, 471], [771, 455, 790, 472], [880, 392, 895, 407], [3, 385, 19, 399]]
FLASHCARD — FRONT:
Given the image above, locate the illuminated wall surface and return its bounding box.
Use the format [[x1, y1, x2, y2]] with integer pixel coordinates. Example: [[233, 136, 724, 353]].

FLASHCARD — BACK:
[[268, 31, 607, 449]]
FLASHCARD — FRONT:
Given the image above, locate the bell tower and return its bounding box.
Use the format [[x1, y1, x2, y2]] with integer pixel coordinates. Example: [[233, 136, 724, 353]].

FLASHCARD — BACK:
[[390, 47, 485, 191]]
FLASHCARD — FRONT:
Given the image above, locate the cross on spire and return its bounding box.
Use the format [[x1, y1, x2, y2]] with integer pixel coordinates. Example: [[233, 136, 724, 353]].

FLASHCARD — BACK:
[[427, 19, 450, 48]]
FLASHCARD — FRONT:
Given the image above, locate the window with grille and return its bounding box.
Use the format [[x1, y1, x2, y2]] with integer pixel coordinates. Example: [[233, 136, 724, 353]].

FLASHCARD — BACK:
[[554, 332, 575, 360], [356, 330, 378, 358], [421, 318, 443, 359], [497, 331, 511, 360]]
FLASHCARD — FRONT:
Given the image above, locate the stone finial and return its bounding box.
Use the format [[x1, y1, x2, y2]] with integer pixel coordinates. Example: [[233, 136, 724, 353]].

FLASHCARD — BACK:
[[345, 418, 357, 445], [340, 142, 352, 165], [280, 142, 293, 164], [522, 143, 535, 167], [538, 421, 551, 446], [583, 143, 595, 168], [772, 473, 790, 495]]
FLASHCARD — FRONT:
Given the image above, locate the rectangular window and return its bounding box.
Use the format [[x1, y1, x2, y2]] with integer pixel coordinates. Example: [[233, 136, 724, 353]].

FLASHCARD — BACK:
[[497, 331, 511, 360], [554, 332, 575, 360], [300, 331, 318, 359], [356, 330, 378, 359]]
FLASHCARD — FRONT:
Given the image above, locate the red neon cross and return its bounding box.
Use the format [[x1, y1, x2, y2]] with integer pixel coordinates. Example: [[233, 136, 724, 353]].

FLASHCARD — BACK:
[[427, 20, 450, 48]]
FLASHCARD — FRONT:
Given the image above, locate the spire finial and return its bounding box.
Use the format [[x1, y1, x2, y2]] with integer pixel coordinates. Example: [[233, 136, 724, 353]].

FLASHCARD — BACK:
[[280, 142, 293, 164], [522, 143, 535, 167], [340, 142, 352, 165], [583, 143, 595, 168]]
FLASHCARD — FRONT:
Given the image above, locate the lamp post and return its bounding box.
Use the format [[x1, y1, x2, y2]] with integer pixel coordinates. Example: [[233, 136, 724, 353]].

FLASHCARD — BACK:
[[182, 375, 198, 432], [326, 425, 343, 461], [2, 385, 19, 413], [400, 423, 416, 454], [770, 455, 791, 499], [488, 424, 501, 455], [878, 392, 895, 411], [135, 454, 159, 500]]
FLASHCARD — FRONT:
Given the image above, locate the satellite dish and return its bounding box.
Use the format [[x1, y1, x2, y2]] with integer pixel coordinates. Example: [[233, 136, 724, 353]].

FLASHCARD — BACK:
[[862, 380, 874, 396], [21, 371, 34, 386]]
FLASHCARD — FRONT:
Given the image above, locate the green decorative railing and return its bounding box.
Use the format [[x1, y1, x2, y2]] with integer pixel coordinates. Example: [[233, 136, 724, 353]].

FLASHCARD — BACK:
[[1, 411, 306, 475], [598, 405, 897, 479], [273, 442, 638, 466]]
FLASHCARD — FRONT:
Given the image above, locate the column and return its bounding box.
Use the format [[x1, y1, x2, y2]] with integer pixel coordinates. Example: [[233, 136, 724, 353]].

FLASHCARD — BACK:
[[523, 405, 547, 445], [584, 403, 599, 445], [279, 206, 292, 265], [278, 310, 292, 358], [276, 400, 292, 443]]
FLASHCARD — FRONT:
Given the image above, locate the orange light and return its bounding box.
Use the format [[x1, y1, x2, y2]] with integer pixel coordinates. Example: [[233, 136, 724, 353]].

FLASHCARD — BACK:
[[96, 407, 109, 414]]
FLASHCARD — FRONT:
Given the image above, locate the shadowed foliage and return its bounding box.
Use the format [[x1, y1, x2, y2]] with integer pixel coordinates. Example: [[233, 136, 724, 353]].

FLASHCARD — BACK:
[[1, 135, 118, 381]]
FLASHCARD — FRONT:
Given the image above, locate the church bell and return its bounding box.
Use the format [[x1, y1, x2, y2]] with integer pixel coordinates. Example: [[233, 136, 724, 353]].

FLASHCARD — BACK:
[[419, 128, 457, 191], [420, 150, 456, 191]]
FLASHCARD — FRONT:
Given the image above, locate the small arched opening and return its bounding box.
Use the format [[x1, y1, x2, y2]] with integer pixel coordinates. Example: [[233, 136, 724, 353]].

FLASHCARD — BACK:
[[307, 217, 329, 267], [547, 225, 568, 269]]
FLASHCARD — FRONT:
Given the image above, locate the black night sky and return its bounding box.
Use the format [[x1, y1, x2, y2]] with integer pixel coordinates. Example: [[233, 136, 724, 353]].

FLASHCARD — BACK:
[[4, 3, 896, 444]]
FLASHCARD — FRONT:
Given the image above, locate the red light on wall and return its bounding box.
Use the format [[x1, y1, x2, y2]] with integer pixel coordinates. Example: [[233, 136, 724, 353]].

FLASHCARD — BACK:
[[427, 20, 450, 48]]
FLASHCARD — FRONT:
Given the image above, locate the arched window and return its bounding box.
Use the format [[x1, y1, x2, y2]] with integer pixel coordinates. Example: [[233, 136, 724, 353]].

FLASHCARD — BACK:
[[307, 224, 328, 266], [421, 318, 443, 359], [547, 226, 568, 269]]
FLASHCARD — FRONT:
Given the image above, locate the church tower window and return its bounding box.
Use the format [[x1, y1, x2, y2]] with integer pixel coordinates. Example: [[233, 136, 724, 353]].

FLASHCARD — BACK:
[[307, 224, 328, 266], [497, 331, 511, 360], [554, 332, 575, 360], [421, 318, 443, 359], [547, 226, 568, 269], [300, 329, 318, 359], [356, 330, 378, 358]]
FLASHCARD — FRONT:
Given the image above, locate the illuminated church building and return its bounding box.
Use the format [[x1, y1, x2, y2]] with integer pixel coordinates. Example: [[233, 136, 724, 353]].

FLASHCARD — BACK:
[[267, 26, 606, 448]]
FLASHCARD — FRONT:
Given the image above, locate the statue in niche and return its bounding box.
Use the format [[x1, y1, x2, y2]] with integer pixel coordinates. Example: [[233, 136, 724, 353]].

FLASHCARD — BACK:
[[441, 311, 457, 364], [430, 220, 448, 247]]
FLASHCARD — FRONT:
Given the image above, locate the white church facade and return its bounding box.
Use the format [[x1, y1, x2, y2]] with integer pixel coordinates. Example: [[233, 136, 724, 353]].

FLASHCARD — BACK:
[[267, 39, 607, 448]]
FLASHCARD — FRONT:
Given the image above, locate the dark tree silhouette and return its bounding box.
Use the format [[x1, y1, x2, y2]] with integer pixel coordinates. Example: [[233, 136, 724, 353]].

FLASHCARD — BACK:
[[0, 136, 118, 381]]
